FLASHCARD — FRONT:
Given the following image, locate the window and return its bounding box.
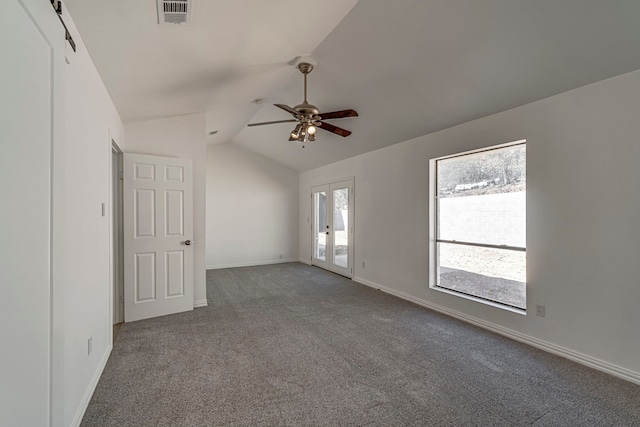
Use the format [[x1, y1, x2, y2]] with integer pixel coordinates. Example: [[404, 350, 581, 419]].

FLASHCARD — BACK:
[[432, 141, 526, 310]]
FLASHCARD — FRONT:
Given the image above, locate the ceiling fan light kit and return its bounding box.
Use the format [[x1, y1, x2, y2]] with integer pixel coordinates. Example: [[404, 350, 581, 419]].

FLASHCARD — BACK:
[[247, 62, 358, 146]]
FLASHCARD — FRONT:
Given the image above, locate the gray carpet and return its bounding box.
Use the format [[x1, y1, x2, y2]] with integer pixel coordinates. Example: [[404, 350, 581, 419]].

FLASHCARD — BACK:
[[82, 263, 640, 426]]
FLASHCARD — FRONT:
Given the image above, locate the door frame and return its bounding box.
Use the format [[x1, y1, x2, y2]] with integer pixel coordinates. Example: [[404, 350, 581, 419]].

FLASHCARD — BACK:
[[110, 140, 124, 330], [311, 177, 355, 278]]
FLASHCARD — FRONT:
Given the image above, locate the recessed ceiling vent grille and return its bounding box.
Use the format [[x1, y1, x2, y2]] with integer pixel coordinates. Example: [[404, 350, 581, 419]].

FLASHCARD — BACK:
[[157, 0, 192, 25]]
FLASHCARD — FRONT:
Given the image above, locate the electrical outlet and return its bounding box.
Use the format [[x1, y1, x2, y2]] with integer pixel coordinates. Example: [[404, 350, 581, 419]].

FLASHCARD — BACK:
[[279, 254, 283, 259], [88, 337, 93, 355], [535, 304, 545, 317], [362, 261, 365, 268]]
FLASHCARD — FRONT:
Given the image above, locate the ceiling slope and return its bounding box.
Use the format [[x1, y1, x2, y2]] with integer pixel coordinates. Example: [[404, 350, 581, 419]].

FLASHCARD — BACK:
[[66, 0, 640, 172], [235, 0, 640, 171], [64, 0, 359, 147]]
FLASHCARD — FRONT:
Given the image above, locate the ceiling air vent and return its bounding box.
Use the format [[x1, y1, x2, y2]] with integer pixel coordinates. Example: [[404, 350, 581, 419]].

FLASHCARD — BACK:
[[157, 0, 192, 25]]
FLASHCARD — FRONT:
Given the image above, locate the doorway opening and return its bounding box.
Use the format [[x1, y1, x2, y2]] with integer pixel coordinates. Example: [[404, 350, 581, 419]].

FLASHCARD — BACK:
[[111, 141, 124, 339], [311, 178, 354, 278]]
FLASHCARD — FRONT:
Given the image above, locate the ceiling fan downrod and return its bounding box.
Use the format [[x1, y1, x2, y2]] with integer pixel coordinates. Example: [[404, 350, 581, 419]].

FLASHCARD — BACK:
[[298, 62, 314, 104]]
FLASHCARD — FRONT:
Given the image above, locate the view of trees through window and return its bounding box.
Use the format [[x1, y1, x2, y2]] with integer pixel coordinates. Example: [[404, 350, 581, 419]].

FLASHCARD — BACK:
[[435, 142, 526, 310], [438, 144, 526, 198]]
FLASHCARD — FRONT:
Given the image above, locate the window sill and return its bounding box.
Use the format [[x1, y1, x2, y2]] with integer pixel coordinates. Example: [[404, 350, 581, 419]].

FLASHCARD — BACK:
[[430, 284, 527, 315]]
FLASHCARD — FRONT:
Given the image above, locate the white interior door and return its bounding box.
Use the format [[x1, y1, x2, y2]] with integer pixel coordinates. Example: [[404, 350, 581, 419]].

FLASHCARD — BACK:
[[312, 179, 354, 277], [124, 154, 194, 322], [2, 1, 65, 424]]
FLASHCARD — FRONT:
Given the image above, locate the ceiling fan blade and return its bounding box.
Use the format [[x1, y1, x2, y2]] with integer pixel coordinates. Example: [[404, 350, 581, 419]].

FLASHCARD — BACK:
[[318, 121, 352, 137], [247, 119, 297, 127], [318, 109, 359, 120], [274, 104, 300, 117]]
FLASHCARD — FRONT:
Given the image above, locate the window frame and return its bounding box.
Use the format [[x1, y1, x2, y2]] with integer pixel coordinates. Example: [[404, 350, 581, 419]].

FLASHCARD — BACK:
[[430, 140, 527, 313]]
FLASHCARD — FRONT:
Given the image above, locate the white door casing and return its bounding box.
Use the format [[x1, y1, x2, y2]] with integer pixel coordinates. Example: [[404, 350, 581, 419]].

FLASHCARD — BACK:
[[124, 154, 194, 322], [111, 145, 124, 325]]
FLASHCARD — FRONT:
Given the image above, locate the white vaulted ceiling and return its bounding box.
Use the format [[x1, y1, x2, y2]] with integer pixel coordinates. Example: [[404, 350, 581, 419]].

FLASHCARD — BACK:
[[66, 0, 640, 171], [64, 0, 359, 146]]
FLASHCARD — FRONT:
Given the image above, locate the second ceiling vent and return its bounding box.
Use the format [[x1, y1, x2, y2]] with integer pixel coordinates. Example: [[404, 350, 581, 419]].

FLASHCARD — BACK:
[[157, 0, 192, 25]]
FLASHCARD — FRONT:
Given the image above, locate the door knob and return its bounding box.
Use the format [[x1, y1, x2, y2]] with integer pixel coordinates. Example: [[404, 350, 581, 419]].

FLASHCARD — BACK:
[[184, 240, 192, 246]]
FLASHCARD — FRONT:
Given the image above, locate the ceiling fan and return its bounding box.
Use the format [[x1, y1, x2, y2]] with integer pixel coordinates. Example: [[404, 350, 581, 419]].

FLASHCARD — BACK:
[[247, 62, 358, 144]]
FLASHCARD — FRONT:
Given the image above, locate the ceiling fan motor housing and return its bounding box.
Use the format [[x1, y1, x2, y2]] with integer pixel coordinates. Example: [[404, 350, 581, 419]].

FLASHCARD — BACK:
[[294, 103, 319, 116]]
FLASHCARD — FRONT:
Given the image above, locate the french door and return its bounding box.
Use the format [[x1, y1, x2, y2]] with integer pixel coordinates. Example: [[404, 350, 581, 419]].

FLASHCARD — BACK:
[[312, 178, 354, 277]]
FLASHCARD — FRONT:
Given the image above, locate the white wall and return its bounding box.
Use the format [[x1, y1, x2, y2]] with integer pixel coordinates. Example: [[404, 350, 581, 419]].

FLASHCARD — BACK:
[[62, 6, 125, 426], [300, 69, 640, 382], [206, 143, 299, 269], [125, 114, 207, 307]]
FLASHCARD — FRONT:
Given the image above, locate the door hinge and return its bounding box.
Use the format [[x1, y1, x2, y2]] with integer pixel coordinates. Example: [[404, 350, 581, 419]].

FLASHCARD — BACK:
[[119, 171, 124, 180]]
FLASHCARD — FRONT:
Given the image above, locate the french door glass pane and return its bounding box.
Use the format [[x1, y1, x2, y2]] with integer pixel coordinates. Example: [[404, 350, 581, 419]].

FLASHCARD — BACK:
[[333, 187, 348, 268], [314, 192, 326, 261]]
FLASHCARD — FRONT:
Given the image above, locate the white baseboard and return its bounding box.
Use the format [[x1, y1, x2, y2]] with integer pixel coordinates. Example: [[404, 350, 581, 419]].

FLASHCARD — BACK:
[[206, 258, 298, 270], [193, 299, 208, 308], [70, 343, 112, 427], [298, 257, 311, 265], [353, 276, 640, 385]]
